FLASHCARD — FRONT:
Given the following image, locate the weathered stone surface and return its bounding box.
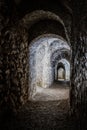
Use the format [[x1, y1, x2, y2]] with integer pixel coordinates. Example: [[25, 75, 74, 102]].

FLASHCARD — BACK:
[[0, 26, 28, 112], [70, 0, 87, 118]]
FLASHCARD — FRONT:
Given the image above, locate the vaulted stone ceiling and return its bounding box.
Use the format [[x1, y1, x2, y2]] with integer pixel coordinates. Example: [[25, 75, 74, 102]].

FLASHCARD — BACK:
[[13, 0, 72, 17], [0, 0, 87, 121]]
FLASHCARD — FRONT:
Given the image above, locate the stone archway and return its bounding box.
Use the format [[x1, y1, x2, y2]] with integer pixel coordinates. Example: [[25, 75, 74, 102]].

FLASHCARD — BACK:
[[55, 59, 70, 81], [28, 34, 71, 99]]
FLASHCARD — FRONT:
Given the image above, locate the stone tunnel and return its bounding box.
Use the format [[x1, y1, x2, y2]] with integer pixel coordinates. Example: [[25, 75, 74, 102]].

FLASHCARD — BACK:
[[29, 34, 71, 100], [0, 0, 87, 130]]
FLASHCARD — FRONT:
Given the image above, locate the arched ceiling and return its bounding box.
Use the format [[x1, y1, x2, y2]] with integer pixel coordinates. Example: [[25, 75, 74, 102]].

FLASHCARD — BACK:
[[0, 0, 72, 22], [14, 0, 71, 14], [19, 10, 70, 43]]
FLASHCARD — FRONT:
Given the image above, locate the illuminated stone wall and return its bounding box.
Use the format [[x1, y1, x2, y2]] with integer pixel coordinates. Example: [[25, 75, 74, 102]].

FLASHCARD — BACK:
[[29, 35, 70, 98]]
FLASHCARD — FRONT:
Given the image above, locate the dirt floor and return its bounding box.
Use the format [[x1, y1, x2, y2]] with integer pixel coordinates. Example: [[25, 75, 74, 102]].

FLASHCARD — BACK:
[[33, 81, 69, 101], [0, 100, 79, 130], [0, 82, 86, 130]]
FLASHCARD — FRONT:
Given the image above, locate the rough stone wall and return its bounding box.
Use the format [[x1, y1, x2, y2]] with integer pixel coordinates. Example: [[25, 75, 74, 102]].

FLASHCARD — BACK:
[[0, 0, 22, 113], [0, 0, 9, 112], [0, 25, 28, 112], [71, 26, 87, 116], [70, 0, 87, 120]]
